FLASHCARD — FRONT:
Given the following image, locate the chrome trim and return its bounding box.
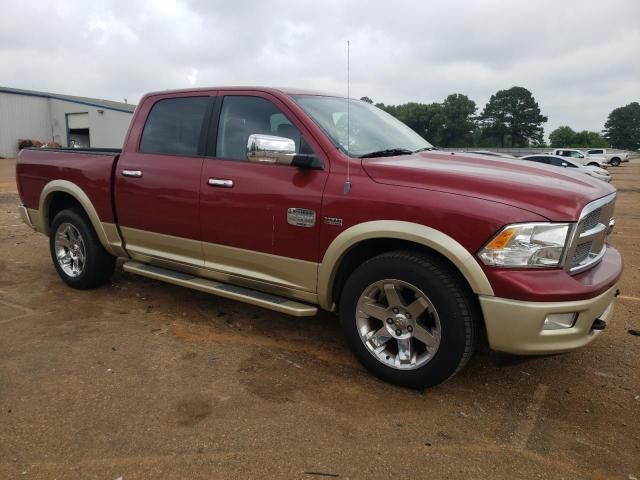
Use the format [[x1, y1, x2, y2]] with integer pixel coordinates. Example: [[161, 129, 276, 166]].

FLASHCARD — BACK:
[[564, 192, 617, 274], [122, 169, 143, 178], [571, 245, 607, 275], [207, 178, 234, 188], [287, 208, 316, 228], [579, 223, 607, 241], [246, 134, 296, 165]]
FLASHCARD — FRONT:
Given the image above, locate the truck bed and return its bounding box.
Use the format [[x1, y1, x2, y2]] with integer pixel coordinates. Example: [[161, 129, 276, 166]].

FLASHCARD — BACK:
[[16, 147, 120, 224]]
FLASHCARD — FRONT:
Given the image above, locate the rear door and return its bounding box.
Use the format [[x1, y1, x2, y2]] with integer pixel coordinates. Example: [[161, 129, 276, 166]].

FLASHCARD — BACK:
[[115, 92, 215, 266], [198, 92, 329, 293]]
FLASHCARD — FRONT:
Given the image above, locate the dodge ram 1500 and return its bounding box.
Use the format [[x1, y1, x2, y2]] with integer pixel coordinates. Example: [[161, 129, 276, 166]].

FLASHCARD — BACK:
[[16, 87, 623, 388]]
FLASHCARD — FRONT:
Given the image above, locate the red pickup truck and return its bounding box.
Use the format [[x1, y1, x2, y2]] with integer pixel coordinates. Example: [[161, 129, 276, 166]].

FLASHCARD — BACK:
[[16, 87, 622, 388]]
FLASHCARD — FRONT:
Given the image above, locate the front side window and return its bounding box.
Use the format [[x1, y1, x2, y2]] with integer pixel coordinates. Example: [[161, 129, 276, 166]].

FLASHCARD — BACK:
[[292, 95, 433, 158], [216, 96, 313, 161], [139, 97, 209, 155]]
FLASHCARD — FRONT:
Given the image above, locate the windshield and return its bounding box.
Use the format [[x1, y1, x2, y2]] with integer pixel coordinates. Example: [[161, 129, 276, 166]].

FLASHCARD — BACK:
[[292, 95, 433, 158]]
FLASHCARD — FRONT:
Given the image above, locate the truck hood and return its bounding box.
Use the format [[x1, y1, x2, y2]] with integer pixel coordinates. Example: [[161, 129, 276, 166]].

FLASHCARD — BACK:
[[361, 152, 616, 221]]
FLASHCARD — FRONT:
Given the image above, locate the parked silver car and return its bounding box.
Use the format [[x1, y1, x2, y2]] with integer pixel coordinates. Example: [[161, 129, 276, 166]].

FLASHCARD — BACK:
[[520, 154, 611, 182]]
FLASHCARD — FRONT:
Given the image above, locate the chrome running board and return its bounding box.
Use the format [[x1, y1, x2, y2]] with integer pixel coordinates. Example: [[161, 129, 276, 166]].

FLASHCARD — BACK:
[[122, 261, 318, 317]]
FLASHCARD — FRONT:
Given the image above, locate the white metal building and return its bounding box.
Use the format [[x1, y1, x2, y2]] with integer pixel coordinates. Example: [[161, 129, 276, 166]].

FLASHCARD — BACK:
[[0, 86, 135, 158]]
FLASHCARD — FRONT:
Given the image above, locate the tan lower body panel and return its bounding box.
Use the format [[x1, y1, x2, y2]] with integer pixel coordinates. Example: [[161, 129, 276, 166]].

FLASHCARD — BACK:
[[202, 242, 317, 293], [120, 226, 318, 305], [101, 223, 127, 257], [479, 285, 618, 355], [120, 226, 203, 267], [123, 261, 318, 317], [19, 206, 37, 230]]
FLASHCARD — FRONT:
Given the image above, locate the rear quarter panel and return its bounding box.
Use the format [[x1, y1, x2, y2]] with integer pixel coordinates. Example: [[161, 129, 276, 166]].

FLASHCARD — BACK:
[[17, 149, 117, 223]]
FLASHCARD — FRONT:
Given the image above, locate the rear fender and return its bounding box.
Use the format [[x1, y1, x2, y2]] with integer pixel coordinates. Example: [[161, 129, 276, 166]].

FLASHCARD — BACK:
[[38, 180, 126, 257]]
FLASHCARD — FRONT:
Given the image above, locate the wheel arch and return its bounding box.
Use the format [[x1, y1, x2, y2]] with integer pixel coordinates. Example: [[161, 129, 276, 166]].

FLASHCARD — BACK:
[[317, 220, 494, 311], [38, 180, 124, 257]]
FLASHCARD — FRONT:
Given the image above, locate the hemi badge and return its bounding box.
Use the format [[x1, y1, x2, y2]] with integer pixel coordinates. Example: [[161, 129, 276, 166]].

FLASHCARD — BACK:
[[287, 208, 316, 228], [324, 217, 343, 226]]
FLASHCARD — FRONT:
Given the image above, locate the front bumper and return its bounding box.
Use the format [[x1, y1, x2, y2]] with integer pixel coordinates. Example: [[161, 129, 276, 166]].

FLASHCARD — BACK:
[[480, 284, 617, 355]]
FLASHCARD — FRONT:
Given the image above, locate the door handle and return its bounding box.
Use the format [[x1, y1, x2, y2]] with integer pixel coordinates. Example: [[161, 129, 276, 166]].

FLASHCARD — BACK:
[[207, 178, 234, 188], [122, 169, 143, 178]]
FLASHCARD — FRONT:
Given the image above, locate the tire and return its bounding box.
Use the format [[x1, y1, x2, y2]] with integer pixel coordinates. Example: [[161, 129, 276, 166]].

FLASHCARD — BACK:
[[339, 250, 478, 389], [610, 158, 621, 167], [587, 162, 600, 167], [49, 208, 116, 289]]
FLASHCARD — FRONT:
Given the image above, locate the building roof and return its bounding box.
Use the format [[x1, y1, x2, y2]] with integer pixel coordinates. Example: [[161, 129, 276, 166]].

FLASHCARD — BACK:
[[0, 86, 136, 113]]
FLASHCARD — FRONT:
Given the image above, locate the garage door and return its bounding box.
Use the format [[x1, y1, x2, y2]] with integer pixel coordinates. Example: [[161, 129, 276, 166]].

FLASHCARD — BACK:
[[67, 112, 89, 129]]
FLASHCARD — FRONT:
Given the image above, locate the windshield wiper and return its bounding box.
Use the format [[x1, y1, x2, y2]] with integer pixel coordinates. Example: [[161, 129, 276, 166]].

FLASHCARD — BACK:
[[413, 147, 436, 153], [358, 148, 414, 159]]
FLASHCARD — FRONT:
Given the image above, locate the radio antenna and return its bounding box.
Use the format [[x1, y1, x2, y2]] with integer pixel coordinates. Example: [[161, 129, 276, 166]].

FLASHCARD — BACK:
[[344, 40, 351, 194]]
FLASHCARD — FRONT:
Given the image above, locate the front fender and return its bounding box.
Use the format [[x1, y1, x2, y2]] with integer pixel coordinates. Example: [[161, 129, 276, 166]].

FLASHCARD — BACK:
[[317, 220, 494, 311]]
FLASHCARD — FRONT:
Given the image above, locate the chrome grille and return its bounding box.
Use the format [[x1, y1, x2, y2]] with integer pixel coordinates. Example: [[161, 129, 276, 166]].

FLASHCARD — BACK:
[[572, 241, 593, 267], [581, 209, 601, 232], [565, 193, 616, 274]]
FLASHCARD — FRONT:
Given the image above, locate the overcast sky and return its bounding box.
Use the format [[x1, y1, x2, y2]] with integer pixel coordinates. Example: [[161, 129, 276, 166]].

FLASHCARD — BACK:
[[1, 0, 638, 138]]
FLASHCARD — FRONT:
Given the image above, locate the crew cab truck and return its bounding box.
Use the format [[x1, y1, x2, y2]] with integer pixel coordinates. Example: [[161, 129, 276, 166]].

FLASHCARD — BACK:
[[16, 87, 623, 389], [585, 148, 629, 167]]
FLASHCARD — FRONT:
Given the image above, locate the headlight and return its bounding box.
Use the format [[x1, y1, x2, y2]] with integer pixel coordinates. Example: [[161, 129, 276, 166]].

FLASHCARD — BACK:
[[478, 223, 571, 267]]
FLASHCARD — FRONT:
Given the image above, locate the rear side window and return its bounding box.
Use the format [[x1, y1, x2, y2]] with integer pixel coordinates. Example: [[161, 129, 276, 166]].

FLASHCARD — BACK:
[[589, 149, 603, 154], [140, 97, 209, 155]]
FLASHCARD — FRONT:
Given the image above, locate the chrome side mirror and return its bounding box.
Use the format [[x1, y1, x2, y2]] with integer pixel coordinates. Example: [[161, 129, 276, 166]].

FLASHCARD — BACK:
[[246, 134, 295, 165]]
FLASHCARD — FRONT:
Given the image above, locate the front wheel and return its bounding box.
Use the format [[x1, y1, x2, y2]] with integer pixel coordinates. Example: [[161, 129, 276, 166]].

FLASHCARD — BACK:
[[49, 208, 116, 289], [587, 162, 600, 167], [610, 158, 621, 167], [339, 250, 478, 389]]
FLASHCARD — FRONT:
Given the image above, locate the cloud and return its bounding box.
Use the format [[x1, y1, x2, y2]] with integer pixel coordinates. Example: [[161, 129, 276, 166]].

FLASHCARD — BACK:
[[1, 0, 638, 137]]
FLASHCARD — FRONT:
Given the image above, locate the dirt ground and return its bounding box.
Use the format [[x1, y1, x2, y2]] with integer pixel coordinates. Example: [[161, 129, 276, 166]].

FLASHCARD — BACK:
[[0, 157, 638, 480]]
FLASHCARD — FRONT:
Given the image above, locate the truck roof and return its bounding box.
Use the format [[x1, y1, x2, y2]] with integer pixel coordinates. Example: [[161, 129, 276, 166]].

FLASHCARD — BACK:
[[143, 86, 343, 98]]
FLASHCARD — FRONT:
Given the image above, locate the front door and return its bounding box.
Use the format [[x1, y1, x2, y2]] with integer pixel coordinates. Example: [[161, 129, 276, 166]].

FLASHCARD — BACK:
[[115, 94, 213, 266], [199, 93, 329, 293]]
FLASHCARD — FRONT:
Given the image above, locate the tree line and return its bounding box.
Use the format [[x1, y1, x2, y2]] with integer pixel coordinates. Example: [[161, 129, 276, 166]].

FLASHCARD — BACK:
[[360, 87, 640, 151]]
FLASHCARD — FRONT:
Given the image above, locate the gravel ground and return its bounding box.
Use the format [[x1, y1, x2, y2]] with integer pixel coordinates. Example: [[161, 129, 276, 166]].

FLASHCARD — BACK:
[[0, 158, 639, 479]]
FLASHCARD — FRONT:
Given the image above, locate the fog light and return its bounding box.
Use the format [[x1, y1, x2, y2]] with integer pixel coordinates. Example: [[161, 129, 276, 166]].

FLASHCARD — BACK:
[[543, 312, 578, 330]]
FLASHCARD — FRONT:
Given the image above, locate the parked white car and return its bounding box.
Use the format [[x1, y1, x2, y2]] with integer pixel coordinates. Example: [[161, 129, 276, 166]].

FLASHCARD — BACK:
[[520, 154, 612, 183], [585, 148, 628, 167], [550, 149, 607, 168]]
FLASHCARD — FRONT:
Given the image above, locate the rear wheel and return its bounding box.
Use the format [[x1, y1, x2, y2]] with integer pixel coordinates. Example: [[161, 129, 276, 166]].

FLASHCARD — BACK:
[[49, 208, 116, 289], [339, 250, 478, 389], [587, 162, 600, 167]]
